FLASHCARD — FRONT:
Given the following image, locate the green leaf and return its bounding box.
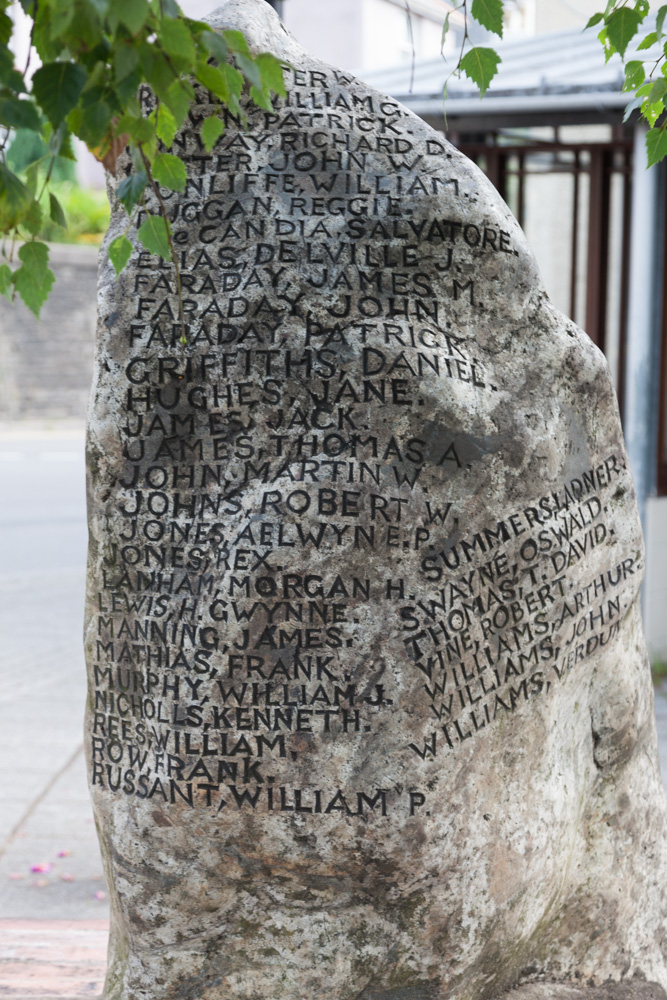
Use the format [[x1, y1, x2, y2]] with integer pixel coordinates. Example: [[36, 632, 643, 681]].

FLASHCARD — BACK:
[[249, 84, 273, 112], [116, 67, 143, 104], [641, 97, 665, 127], [86, 0, 111, 18], [0, 163, 32, 229], [22, 198, 43, 235], [222, 63, 244, 116], [138, 47, 175, 98], [622, 59, 645, 92], [152, 152, 187, 191], [585, 12, 604, 29], [80, 60, 108, 95], [14, 241, 55, 318], [115, 0, 150, 34], [597, 26, 614, 62], [623, 94, 644, 121], [647, 125, 667, 165], [459, 46, 501, 97], [49, 122, 74, 158], [471, 0, 503, 37], [24, 160, 43, 197], [648, 77, 667, 104], [657, 5, 667, 36], [156, 0, 180, 16], [441, 11, 451, 53], [1, 60, 26, 94], [234, 52, 263, 90], [0, 9, 12, 46], [49, 0, 75, 38], [255, 53, 286, 97], [116, 112, 156, 145], [223, 29, 250, 55], [32, 62, 88, 127], [49, 192, 67, 229], [159, 17, 195, 63], [164, 79, 193, 128], [0, 96, 42, 131], [637, 31, 658, 50], [117, 170, 147, 212], [203, 30, 229, 65], [154, 105, 178, 146], [138, 214, 171, 260], [108, 234, 133, 276], [115, 44, 139, 83], [201, 114, 224, 153], [606, 7, 642, 56], [0, 262, 13, 300], [196, 61, 230, 102], [67, 100, 111, 147]]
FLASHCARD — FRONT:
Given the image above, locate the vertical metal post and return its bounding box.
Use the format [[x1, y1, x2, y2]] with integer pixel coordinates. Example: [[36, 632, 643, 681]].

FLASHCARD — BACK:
[[585, 147, 611, 351], [616, 147, 633, 420], [516, 152, 525, 229], [624, 124, 662, 530], [657, 182, 667, 496], [569, 151, 580, 322]]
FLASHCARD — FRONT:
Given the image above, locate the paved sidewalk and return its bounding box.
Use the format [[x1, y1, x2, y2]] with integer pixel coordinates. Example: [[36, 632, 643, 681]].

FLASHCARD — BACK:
[[0, 431, 109, 999]]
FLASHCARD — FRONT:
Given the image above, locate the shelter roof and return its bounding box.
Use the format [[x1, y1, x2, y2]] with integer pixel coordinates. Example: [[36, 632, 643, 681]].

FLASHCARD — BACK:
[[358, 16, 660, 129]]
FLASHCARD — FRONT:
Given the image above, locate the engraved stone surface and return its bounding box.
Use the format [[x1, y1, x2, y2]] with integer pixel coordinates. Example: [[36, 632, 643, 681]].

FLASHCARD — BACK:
[[84, 2, 667, 997]]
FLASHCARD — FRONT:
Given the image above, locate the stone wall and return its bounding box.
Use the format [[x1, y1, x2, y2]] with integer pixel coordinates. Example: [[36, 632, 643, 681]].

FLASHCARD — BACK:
[[0, 243, 97, 423]]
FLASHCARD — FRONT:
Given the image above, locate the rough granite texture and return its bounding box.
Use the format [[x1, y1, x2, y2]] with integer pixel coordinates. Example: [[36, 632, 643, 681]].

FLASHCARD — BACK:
[[84, 2, 667, 997]]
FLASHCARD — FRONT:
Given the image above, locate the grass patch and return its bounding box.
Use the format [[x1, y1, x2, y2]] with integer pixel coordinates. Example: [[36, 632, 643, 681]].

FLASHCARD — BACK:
[[652, 660, 667, 684], [38, 182, 110, 245]]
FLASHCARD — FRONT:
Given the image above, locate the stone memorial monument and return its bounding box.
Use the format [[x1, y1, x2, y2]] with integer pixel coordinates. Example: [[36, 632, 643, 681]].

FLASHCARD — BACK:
[[84, 1, 667, 996]]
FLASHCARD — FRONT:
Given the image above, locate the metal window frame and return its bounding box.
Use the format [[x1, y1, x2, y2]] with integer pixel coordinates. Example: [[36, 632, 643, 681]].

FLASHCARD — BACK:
[[454, 132, 633, 414]]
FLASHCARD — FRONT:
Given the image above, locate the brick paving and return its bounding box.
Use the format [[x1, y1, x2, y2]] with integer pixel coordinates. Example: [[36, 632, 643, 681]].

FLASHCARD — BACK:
[[0, 921, 108, 998]]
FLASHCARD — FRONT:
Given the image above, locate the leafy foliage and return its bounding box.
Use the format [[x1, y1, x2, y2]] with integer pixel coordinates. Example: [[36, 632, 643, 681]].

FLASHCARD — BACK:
[[0, 0, 664, 322], [441, 1, 504, 101], [605, 5, 643, 57], [0, 0, 287, 325], [589, 1, 667, 165], [443, 0, 666, 166]]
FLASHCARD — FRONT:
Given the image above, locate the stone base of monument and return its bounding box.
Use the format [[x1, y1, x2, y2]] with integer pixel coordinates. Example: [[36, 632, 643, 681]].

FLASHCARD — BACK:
[[84, 1, 667, 997], [505, 985, 667, 1000]]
